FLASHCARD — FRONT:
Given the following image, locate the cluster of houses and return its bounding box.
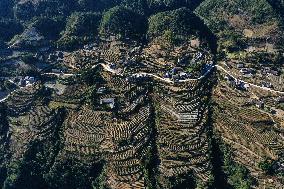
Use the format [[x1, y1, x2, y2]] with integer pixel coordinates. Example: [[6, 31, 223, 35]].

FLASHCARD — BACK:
[[0, 75, 37, 101], [225, 74, 249, 90], [261, 82, 273, 88], [95, 85, 116, 110], [244, 96, 284, 113], [83, 43, 99, 51], [164, 67, 191, 81], [126, 73, 150, 83], [234, 62, 255, 78], [47, 51, 64, 62], [163, 62, 213, 82], [261, 67, 280, 76], [100, 98, 115, 109], [18, 76, 36, 87], [229, 60, 281, 79], [0, 76, 36, 88]]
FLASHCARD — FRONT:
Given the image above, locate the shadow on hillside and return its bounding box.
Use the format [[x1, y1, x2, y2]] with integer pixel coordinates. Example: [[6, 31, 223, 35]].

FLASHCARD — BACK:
[[147, 0, 206, 14], [266, 0, 284, 19]]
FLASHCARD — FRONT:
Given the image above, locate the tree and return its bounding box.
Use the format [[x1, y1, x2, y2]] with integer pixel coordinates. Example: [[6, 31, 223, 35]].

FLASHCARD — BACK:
[[147, 8, 207, 44], [57, 12, 101, 50], [258, 158, 275, 175], [99, 6, 147, 40], [0, 19, 23, 41], [29, 16, 65, 40], [0, 0, 14, 18]]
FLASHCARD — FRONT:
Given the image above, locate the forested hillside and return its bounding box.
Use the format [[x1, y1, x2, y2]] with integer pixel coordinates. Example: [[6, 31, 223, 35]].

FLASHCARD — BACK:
[[0, 0, 283, 51]]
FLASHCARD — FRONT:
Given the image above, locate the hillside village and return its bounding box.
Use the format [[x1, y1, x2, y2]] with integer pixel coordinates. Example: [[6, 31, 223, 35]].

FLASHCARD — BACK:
[[0, 0, 284, 189]]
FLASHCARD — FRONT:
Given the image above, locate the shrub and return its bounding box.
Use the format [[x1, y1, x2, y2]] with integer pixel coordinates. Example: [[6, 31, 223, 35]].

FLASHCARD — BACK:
[[99, 6, 147, 40], [28, 16, 65, 40], [258, 158, 275, 175], [147, 7, 208, 44], [0, 19, 23, 41], [57, 12, 101, 50]]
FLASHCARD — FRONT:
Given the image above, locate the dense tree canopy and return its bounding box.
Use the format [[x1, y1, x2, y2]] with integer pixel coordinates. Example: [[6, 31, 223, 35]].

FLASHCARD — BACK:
[[148, 8, 206, 41], [0, 0, 214, 47], [28, 17, 65, 40], [0, 19, 23, 41], [14, 0, 77, 21], [0, 0, 14, 18], [99, 6, 147, 39], [147, 0, 203, 13], [57, 12, 101, 50], [63, 12, 101, 37]]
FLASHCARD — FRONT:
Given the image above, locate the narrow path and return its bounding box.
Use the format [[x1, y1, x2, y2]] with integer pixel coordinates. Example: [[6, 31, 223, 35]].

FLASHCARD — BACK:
[[1, 63, 283, 103], [94, 63, 215, 83], [216, 65, 284, 95], [98, 63, 284, 95]]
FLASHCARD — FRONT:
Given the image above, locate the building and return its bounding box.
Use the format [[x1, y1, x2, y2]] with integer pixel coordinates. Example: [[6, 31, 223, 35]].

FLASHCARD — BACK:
[[261, 82, 273, 88], [256, 101, 265, 109], [236, 80, 248, 90], [177, 56, 190, 66], [97, 87, 107, 94], [262, 67, 279, 76], [236, 63, 244, 69], [171, 67, 183, 75], [24, 76, 36, 86], [18, 76, 36, 87], [109, 63, 117, 69], [100, 98, 115, 109], [202, 63, 213, 74], [179, 72, 189, 79], [190, 38, 200, 48], [276, 96, 284, 103], [164, 72, 171, 79]]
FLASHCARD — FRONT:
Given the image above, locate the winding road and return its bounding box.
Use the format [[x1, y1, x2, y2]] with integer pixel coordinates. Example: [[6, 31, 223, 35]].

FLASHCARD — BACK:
[[99, 63, 284, 95], [215, 65, 284, 95], [1, 63, 283, 103]]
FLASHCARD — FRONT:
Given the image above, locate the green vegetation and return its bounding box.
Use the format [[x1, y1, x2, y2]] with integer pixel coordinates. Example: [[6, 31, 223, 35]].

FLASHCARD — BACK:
[[258, 157, 284, 177], [146, 0, 203, 14], [21, 53, 38, 65], [0, 0, 216, 48], [196, 0, 278, 30], [46, 158, 103, 189], [28, 16, 65, 40], [148, 8, 201, 41], [147, 7, 216, 50], [14, 0, 76, 21], [222, 144, 255, 189], [218, 31, 246, 52], [0, 19, 23, 41], [99, 6, 146, 40], [0, 104, 9, 188], [57, 12, 101, 49], [0, 0, 14, 18], [77, 0, 120, 12], [61, 12, 101, 38], [258, 158, 275, 175], [196, 0, 283, 52], [277, 103, 284, 111]]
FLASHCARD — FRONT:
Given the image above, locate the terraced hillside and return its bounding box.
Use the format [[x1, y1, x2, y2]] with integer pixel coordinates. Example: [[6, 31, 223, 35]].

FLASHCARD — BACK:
[[0, 1, 284, 189], [153, 72, 215, 188], [213, 70, 284, 189], [1, 52, 284, 189], [0, 52, 218, 189]]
